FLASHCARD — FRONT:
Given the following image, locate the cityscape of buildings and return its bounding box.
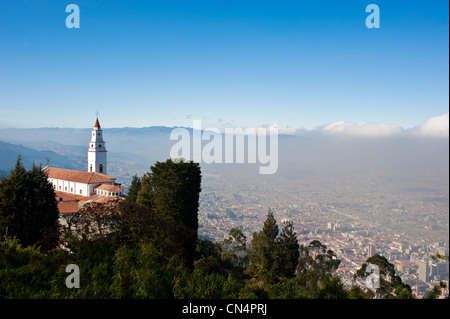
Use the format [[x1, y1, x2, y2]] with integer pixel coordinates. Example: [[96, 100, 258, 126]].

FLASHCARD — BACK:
[[196, 164, 449, 299]]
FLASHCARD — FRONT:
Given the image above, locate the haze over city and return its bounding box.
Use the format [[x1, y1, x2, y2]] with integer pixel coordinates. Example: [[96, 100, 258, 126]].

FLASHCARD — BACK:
[[0, 0, 448, 301]]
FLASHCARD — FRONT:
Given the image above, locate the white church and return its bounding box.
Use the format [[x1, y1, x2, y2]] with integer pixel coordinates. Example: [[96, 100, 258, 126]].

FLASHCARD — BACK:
[[43, 118, 124, 214]]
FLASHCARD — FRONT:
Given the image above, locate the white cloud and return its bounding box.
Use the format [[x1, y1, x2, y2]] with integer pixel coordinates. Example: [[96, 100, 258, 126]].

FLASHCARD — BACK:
[[410, 113, 449, 138], [266, 124, 297, 135], [320, 120, 402, 138], [192, 114, 449, 139]]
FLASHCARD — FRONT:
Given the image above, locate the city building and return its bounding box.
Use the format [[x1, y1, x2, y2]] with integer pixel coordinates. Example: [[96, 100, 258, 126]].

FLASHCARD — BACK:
[[418, 260, 429, 283], [368, 244, 374, 258]]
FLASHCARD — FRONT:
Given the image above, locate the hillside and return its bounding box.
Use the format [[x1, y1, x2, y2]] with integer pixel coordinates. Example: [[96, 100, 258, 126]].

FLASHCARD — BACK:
[[0, 140, 84, 174]]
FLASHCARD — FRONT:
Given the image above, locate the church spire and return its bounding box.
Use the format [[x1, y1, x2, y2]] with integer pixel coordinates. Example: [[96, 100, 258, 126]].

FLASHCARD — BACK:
[[88, 117, 107, 174]]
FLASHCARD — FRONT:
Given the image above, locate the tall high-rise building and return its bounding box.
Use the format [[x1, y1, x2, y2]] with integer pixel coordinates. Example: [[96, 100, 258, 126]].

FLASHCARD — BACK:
[[418, 260, 429, 283], [368, 244, 374, 257]]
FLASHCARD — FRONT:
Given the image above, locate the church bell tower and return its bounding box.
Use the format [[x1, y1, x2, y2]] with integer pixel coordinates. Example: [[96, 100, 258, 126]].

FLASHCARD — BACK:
[[88, 118, 107, 174]]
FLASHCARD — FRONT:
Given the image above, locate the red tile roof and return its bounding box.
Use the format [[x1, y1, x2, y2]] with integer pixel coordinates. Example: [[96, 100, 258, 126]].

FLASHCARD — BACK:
[[96, 184, 124, 192], [44, 167, 115, 184], [57, 202, 79, 214], [55, 191, 124, 214], [77, 194, 100, 206], [94, 118, 101, 128], [55, 192, 79, 202]]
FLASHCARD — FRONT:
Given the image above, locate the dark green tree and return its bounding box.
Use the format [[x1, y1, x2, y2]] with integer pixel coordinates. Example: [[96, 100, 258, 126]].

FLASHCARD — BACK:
[[126, 175, 141, 203], [277, 220, 299, 279], [316, 275, 349, 299], [297, 240, 340, 275], [110, 243, 175, 298], [224, 227, 247, 252], [110, 199, 195, 263], [222, 227, 248, 269], [0, 156, 60, 250], [0, 237, 69, 298], [348, 285, 373, 299], [247, 209, 280, 282], [425, 282, 447, 299], [136, 159, 202, 266]]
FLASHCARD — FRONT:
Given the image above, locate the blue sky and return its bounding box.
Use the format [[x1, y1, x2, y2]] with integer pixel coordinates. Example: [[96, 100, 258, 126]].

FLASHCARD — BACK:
[[0, 0, 448, 129]]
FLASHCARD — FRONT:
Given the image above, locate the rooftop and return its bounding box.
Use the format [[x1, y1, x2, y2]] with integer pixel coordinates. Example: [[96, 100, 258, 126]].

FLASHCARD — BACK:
[[55, 191, 124, 214], [44, 167, 115, 184], [96, 184, 124, 192]]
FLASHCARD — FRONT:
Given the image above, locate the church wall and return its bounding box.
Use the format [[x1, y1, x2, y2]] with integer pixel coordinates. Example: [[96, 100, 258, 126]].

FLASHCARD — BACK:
[[49, 178, 91, 197]]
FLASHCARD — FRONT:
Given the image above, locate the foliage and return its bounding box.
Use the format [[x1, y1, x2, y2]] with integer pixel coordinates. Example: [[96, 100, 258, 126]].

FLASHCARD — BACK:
[[110, 243, 175, 298], [137, 159, 201, 267], [425, 282, 447, 299], [276, 220, 300, 279], [0, 156, 60, 250], [125, 175, 141, 203], [297, 240, 341, 275], [222, 227, 248, 269], [354, 254, 413, 299], [348, 285, 373, 299], [246, 209, 280, 283], [173, 266, 239, 299], [0, 238, 68, 298], [431, 254, 449, 261], [110, 200, 195, 263]]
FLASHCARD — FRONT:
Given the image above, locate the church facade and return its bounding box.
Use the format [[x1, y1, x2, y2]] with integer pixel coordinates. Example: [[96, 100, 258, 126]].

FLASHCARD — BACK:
[[43, 118, 124, 215]]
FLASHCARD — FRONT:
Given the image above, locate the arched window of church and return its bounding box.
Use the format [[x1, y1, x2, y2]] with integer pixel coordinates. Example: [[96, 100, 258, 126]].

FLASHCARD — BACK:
[[99, 164, 104, 173], [90, 164, 93, 172]]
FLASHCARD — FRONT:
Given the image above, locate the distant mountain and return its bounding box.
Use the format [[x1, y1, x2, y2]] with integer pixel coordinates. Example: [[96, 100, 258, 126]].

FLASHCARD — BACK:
[[0, 126, 177, 164], [0, 140, 84, 173]]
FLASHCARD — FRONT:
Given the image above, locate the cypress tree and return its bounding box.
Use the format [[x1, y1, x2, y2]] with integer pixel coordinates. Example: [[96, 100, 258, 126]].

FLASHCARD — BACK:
[[126, 175, 142, 203], [0, 156, 59, 250], [277, 220, 300, 278], [248, 209, 279, 282], [136, 159, 202, 266]]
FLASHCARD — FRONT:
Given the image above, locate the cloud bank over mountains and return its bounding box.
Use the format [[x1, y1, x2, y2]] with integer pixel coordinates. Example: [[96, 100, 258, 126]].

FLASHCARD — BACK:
[[410, 113, 449, 138], [283, 113, 449, 138], [225, 113, 448, 138], [320, 121, 402, 138]]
